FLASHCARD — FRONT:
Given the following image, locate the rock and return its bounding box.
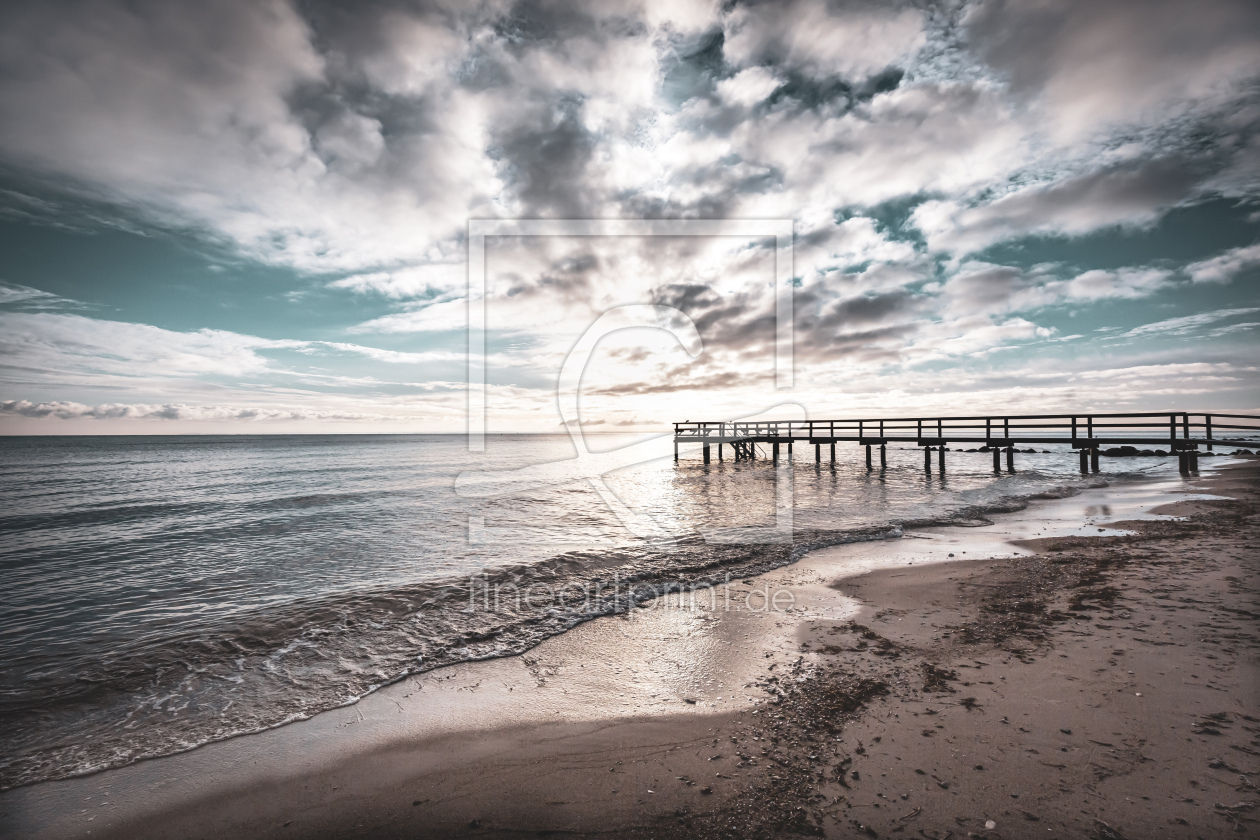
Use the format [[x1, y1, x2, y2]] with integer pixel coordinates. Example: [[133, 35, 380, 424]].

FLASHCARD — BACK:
[[1102, 446, 1140, 457]]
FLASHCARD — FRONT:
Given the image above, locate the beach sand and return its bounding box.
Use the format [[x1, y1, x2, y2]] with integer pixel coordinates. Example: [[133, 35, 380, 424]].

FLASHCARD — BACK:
[[2, 460, 1256, 839]]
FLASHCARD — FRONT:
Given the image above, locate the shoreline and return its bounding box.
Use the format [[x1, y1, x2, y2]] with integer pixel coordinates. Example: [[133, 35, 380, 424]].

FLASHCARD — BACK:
[[2, 459, 1256, 839], [0, 453, 1162, 793]]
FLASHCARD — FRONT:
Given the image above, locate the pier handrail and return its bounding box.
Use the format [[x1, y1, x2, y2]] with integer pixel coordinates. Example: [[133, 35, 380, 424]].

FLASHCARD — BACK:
[[673, 411, 1260, 450]]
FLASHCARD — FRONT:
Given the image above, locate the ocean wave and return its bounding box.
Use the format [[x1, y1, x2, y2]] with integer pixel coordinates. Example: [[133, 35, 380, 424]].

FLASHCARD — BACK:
[[0, 473, 1123, 791]]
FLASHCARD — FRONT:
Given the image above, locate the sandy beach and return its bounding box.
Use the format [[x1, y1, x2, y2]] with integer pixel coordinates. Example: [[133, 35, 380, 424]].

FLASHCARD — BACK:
[[3, 459, 1257, 840]]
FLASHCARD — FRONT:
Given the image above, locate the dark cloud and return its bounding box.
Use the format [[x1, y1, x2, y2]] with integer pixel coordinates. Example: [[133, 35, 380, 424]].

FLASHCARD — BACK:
[[991, 160, 1201, 228], [941, 264, 1024, 308], [650, 279, 923, 373], [966, 0, 1260, 141], [916, 158, 1209, 254], [967, 0, 1260, 96], [649, 282, 775, 360], [809, 290, 920, 331], [503, 251, 598, 298], [588, 368, 773, 397], [492, 96, 596, 217], [650, 282, 723, 312], [797, 322, 917, 364]]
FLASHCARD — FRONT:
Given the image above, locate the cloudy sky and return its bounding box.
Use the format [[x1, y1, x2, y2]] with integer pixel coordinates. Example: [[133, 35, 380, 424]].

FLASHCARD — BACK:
[[0, 0, 1257, 434]]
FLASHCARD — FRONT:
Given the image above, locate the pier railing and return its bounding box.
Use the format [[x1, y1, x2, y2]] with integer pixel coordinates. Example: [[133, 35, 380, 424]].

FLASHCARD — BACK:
[[673, 412, 1260, 450], [673, 411, 1260, 473]]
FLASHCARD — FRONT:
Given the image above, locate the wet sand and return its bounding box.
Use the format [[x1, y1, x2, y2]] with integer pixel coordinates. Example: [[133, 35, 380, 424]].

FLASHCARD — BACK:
[[2, 460, 1256, 839]]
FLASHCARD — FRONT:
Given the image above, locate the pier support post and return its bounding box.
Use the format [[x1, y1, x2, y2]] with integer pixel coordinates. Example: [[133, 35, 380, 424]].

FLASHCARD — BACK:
[[1178, 450, 1188, 474], [1091, 448, 1099, 473], [866, 444, 872, 470], [788, 442, 793, 460], [1190, 449, 1199, 472], [830, 443, 836, 464], [880, 444, 886, 469], [815, 443, 821, 464], [992, 447, 1001, 474], [924, 446, 932, 474], [1079, 448, 1089, 474], [938, 445, 946, 472], [674, 440, 678, 463], [772, 441, 780, 463], [718, 443, 723, 461], [703, 442, 710, 464], [1006, 446, 1015, 473]]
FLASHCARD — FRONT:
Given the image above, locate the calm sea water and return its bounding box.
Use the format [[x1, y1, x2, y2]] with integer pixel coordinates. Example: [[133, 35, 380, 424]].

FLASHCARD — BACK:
[[0, 433, 1177, 788]]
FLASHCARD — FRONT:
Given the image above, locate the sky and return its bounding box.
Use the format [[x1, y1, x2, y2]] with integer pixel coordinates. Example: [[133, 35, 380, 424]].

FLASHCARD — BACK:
[[0, 0, 1257, 435]]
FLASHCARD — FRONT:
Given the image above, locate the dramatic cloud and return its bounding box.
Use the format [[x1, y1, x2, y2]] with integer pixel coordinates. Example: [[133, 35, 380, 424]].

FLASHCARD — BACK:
[[965, 0, 1260, 143], [0, 0, 1257, 429], [914, 160, 1203, 256]]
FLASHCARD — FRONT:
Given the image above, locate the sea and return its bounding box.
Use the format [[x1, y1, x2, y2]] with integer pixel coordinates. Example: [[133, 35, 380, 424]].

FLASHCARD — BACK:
[[0, 433, 1182, 790]]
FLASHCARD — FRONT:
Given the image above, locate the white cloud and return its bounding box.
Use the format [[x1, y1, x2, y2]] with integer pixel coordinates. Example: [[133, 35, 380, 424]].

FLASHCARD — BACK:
[[741, 82, 1029, 217], [329, 264, 465, 299], [0, 280, 82, 309], [318, 342, 463, 365], [716, 66, 784, 108], [0, 312, 472, 403], [940, 262, 1059, 315], [0, 311, 296, 381], [1064, 268, 1171, 300], [1123, 307, 1260, 337], [1206, 321, 1260, 337], [353, 297, 469, 334], [1185, 243, 1260, 283], [724, 0, 926, 80], [0, 0, 504, 272], [0, 399, 408, 423]]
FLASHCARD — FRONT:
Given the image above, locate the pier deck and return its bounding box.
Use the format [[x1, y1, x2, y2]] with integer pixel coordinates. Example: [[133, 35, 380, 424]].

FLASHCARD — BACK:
[[673, 411, 1260, 474]]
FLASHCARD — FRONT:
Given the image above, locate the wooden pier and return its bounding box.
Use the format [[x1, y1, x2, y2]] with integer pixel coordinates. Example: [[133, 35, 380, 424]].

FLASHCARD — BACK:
[[673, 412, 1260, 475]]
